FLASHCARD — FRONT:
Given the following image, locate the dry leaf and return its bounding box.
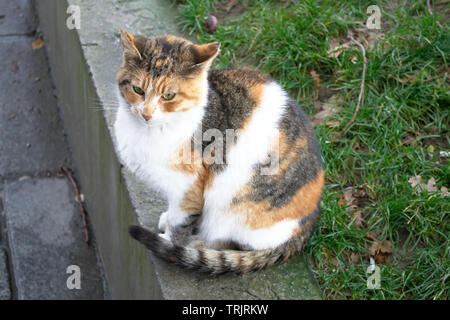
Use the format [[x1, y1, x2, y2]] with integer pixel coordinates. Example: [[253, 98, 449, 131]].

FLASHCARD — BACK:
[[396, 71, 421, 84], [327, 40, 352, 58], [32, 37, 44, 50], [440, 187, 450, 197], [340, 188, 366, 228], [369, 240, 393, 263], [311, 105, 338, 122], [349, 252, 359, 264], [353, 211, 365, 227], [379, 240, 393, 254], [366, 232, 377, 241], [343, 188, 354, 204], [425, 177, 438, 193], [311, 95, 342, 125], [325, 120, 340, 127], [408, 175, 448, 197], [353, 188, 367, 198], [408, 175, 423, 189], [327, 29, 384, 59]]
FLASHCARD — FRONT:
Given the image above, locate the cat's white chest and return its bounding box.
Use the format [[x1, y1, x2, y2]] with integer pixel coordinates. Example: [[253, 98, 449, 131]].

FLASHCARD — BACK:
[[113, 103, 203, 199]]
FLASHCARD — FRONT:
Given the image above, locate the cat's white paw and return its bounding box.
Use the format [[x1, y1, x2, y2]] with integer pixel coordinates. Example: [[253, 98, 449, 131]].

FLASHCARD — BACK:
[[159, 232, 171, 241], [158, 211, 168, 232]]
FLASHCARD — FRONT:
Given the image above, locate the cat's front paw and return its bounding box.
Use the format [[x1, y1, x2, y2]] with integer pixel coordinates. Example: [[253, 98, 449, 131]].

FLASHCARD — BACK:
[[159, 231, 171, 241], [158, 211, 168, 232]]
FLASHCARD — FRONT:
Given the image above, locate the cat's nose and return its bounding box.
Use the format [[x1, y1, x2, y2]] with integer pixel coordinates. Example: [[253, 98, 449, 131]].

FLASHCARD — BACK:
[[142, 113, 152, 121]]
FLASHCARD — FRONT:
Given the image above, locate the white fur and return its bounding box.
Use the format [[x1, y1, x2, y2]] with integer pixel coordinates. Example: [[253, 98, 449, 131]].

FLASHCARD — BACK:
[[114, 80, 207, 231], [200, 82, 297, 250]]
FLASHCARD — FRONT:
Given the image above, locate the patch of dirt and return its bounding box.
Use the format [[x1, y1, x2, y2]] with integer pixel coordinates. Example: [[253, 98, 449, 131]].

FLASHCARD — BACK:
[[214, 0, 246, 25]]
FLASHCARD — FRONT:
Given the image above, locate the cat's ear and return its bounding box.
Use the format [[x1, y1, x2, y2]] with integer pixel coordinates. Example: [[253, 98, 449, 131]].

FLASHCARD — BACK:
[[120, 30, 143, 60], [191, 42, 220, 67]]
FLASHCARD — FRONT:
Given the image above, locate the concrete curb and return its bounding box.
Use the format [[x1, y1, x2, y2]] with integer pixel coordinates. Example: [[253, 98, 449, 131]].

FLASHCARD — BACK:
[[35, 0, 322, 299]]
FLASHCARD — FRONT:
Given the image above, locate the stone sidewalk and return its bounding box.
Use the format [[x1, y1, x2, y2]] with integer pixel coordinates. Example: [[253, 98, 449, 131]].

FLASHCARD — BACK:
[[0, 0, 107, 299]]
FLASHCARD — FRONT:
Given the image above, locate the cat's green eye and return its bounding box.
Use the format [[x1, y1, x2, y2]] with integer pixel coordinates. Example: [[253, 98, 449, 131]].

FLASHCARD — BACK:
[[133, 86, 145, 95], [161, 93, 176, 101]]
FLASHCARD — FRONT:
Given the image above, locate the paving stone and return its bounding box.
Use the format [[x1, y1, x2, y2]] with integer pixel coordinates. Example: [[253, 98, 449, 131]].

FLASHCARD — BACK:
[[0, 248, 11, 300], [0, 0, 37, 36], [0, 37, 70, 179], [4, 177, 104, 299]]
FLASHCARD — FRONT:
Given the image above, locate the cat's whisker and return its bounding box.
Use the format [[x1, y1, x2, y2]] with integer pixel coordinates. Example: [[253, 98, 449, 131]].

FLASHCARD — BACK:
[[87, 105, 121, 110]]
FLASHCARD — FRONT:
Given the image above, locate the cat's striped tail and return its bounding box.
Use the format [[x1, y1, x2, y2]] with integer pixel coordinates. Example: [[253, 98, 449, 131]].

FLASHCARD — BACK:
[[128, 224, 312, 275]]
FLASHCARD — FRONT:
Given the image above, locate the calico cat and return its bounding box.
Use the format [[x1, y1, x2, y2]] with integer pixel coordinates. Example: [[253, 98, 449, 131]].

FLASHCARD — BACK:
[[114, 31, 324, 274]]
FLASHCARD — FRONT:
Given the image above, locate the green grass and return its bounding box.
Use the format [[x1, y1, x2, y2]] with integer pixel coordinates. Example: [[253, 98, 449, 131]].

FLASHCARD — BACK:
[[177, 0, 450, 299]]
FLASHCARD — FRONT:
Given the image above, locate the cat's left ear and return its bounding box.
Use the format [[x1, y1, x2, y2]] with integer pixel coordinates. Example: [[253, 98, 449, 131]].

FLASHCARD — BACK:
[[191, 42, 220, 67], [120, 30, 143, 60]]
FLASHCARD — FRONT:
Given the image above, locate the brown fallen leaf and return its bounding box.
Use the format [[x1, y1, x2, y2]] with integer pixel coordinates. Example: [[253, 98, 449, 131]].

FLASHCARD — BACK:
[[343, 188, 354, 204], [339, 188, 366, 228], [408, 175, 423, 190], [325, 120, 340, 127], [396, 71, 421, 84], [327, 39, 352, 58], [425, 177, 438, 193], [353, 210, 365, 227], [366, 232, 377, 241], [349, 252, 360, 264], [311, 95, 342, 126], [352, 188, 367, 198], [408, 175, 448, 197], [368, 239, 393, 263], [32, 37, 44, 50], [327, 29, 385, 59], [440, 187, 450, 197]]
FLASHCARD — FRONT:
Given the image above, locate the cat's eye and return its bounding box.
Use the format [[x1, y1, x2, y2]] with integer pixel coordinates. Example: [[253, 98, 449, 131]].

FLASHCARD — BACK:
[[161, 93, 176, 101], [133, 86, 145, 95]]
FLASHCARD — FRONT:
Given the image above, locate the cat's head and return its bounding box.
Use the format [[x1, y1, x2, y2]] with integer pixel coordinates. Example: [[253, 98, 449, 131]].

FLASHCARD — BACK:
[[117, 31, 220, 122]]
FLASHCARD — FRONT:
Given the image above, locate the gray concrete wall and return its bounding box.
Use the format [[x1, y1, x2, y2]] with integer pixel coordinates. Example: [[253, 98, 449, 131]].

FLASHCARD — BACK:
[[35, 0, 322, 299]]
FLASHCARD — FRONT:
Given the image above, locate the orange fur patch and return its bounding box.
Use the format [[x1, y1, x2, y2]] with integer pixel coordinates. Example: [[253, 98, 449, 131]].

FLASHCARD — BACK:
[[159, 76, 204, 113], [168, 140, 210, 214], [179, 168, 207, 214], [249, 82, 264, 107], [232, 169, 324, 229], [124, 90, 143, 105]]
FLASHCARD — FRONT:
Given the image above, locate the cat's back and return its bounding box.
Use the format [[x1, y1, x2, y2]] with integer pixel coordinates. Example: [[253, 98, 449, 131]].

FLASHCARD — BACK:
[[204, 67, 286, 135], [208, 66, 270, 95], [205, 66, 320, 155]]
